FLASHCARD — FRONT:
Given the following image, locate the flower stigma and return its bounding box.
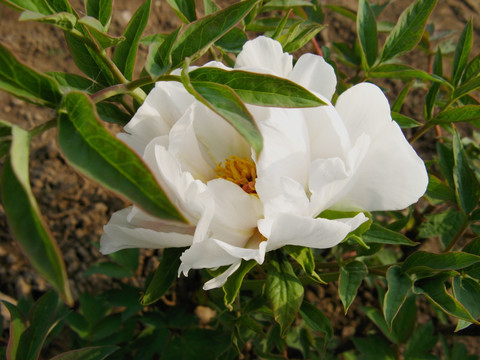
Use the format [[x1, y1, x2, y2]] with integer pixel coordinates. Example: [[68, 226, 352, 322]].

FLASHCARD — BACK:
[[215, 156, 257, 194]]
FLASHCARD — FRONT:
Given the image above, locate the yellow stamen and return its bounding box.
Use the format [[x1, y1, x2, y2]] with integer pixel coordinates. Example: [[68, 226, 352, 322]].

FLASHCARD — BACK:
[[215, 156, 257, 194]]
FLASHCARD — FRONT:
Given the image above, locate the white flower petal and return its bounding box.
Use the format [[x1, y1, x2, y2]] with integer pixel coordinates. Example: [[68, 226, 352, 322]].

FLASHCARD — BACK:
[[235, 36, 293, 76], [100, 207, 193, 254], [203, 261, 242, 290], [289, 54, 337, 101]]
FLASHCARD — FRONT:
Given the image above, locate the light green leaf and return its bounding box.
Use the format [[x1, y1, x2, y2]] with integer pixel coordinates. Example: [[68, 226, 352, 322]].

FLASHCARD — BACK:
[[383, 265, 412, 328], [181, 69, 263, 154], [1, 126, 73, 305], [451, 20, 473, 87], [58, 91, 185, 221], [50, 346, 119, 360], [369, 64, 446, 84], [167, 0, 196, 23], [114, 0, 151, 80], [391, 112, 421, 128], [145, 26, 182, 78], [452, 276, 480, 331], [380, 0, 437, 61], [432, 105, 480, 125], [362, 222, 418, 246], [188, 67, 326, 107], [266, 251, 304, 335], [402, 251, 480, 273], [357, 0, 378, 69], [299, 301, 333, 339], [222, 260, 256, 309], [2, 301, 25, 360], [338, 260, 367, 314], [453, 129, 480, 214], [0, 42, 62, 107], [452, 76, 480, 102], [141, 248, 185, 305], [281, 22, 325, 53], [0, 0, 72, 14], [79, 16, 126, 48], [203, 0, 219, 15], [170, 0, 258, 68], [85, 0, 113, 28], [263, 0, 312, 9], [19, 10, 77, 31], [285, 246, 324, 284], [413, 274, 478, 324]]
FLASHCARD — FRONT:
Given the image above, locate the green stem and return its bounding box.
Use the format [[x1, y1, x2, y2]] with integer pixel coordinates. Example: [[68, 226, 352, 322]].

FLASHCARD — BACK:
[[408, 123, 434, 144], [29, 118, 57, 137]]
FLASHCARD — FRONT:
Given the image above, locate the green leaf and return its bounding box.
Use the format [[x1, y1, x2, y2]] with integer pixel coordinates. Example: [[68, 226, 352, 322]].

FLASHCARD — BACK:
[[114, 0, 151, 80], [79, 16, 126, 48], [424, 49, 442, 120], [452, 76, 480, 101], [263, 0, 312, 9], [402, 251, 480, 273], [83, 261, 134, 278], [357, 0, 378, 69], [203, 0, 219, 15], [285, 246, 324, 283], [96, 102, 131, 126], [391, 112, 421, 128], [145, 26, 182, 78], [453, 129, 480, 214], [2, 301, 25, 360], [266, 251, 304, 335], [362, 306, 399, 344], [1, 126, 72, 305], [281, 22, 325, 53], [369, 64, 446, 83], [436, 141, 455, 188], [167, 0, 196, 23], [452, 276, 480, 330], [141, 248, 185, 305], [418, 209, 466, 249], [0, 42, 62, 107], [16, 291, 60, 360], [463, 54, 480, 83], [426, 174, 456, 203], [188, 67, 326, 107], [392, 81, 412, 113], [325, 5, 356, 21], [413, 274, 478, 324], [170, 0, 258, 68], [0, 120, 12, 158], [352, 335, 396, 360], [57, 91, 185, 221], [46, 72, 102, 93], [432, 105, 480, 125], [338, 260, 367, 314], [0, 0, 72, 14], [383, 265, 412, 328], [222, 260, 256, 309], [85, 0, 113, 28], [451, 20, 473, 87], [362, 222, 418, 246], [380, 0, 437, 61], [299, 301, 333, 340], [404, 322, 438, 358], [19, 10, 77, 31], [50, 346, 119, 360], [181, 70, 263, 154], [215, 27, 248, 53]]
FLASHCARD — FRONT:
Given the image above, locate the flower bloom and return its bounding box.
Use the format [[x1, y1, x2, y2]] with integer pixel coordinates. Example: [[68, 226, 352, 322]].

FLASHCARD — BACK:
[[101, 37, 428, 289]]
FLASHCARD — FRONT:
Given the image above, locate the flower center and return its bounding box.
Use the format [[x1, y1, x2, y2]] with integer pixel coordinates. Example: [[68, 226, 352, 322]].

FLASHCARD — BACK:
[[215, 156, 257, 194]]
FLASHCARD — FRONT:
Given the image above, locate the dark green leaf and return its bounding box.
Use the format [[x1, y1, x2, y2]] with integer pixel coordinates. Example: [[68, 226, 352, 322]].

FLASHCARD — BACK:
[[0, 120, 12, 158], [83, 261, 134, 278], [188, 67, 326, 107], [79, 16, 125, 48], [85, 0, 113, 28], [0, 42, 62, 107], [464, 238, 480, 255], [352, 335, 396, 360], [432, 105, 480, 125], [181, 71, 263, 154], [50, 346, 119, 360], [453, 129, 480, 214], [463, 54, 480, 83], [215, 27, 248, 53], [170, 0, 258, 68], [402, 251, 480, 273], [58, 91, 185, 221], [0, 0, 72, 14], [452, 76, 480, 102], [357, 0, 378, 69], [1, 126, 72, 304], [263, 0, 312, 9], [391, 112, 421, 128], [451, 20, 473, 87], [145, 26, 182, 78], [114, 0, 151, 80], [362, 306, 399, 344], [383, 265, 412, 328], [203, 0, 219, 15], [413, 274, 478, 323], [338, 260, 367, 314], [89, 313, 122, 341], [299, 301, 333, 339], [96, 102, 131, 126], [285, 246, 324, 283], [362, 222, 418, 246], [436, 141, 455, 188], [223, 260, 256, 309], [390, 294, 417, 343], [325, 5, 356, 21], [453, 276, 480, 330], [2, 301, 25, 360], [424, 49, 442, 120], [369, 64, 446, 83], [46, 72, 102, 93], [391, 81, 412, 113], [426, 174, 456, 203], [167, 0, 196, 23], [380, 0, 437, 61], [141, 248, 185, 305], [404, 322, 438, 358], [418, 209, 466, 249], [19, 10, 77, 31], [140, 33, 167, 46], [266, 251, 304, 335]]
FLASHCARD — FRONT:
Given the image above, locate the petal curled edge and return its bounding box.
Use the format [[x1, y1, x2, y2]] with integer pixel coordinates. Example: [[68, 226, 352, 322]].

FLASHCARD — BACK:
[[100, 207, 193, 254], [289, 54, 337, 101], [203, 261, 242, 290], [235, 36, 293, 76]]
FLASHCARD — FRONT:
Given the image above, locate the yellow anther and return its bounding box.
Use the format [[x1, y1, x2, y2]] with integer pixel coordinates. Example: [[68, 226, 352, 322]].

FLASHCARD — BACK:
[[215, 156, 257, 194]]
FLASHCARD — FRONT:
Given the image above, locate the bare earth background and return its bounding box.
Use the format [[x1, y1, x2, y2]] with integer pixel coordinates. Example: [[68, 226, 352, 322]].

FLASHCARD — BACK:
[[0, 0, 480, 356]]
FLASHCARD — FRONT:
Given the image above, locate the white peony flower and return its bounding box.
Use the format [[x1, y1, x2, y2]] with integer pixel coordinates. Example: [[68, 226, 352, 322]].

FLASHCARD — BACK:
[[100, 36, 428, 290]]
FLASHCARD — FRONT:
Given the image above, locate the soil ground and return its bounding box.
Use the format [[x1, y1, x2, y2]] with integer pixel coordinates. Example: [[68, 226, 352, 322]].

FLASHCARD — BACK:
[[0, 0, 479, 357]]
